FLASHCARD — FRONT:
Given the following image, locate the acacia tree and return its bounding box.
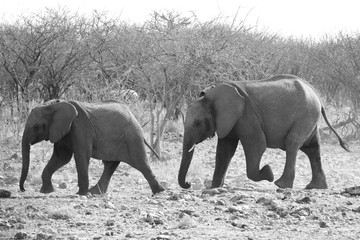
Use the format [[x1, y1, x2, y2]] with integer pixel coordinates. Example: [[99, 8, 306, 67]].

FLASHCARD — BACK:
[[127, 11, 254, 157], [36, 9, 89, 100], [310, 33, 360, 139], [0, 8, 90, 107], [0, 20, 43, 113], [313, 33, 360, 108], [128, 12, 192, 157]]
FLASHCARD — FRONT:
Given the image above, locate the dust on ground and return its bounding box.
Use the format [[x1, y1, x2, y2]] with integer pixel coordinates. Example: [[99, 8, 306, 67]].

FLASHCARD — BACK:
[[1, 135, 360, 239]]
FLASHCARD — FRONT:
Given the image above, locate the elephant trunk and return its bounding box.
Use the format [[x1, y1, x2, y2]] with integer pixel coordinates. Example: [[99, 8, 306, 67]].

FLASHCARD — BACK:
[[20, 128, 31, 192], [178, 138, 195, 189]]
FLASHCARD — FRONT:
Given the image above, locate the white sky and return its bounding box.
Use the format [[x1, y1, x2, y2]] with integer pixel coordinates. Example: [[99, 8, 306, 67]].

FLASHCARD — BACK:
[[0, 0, 359, 40]]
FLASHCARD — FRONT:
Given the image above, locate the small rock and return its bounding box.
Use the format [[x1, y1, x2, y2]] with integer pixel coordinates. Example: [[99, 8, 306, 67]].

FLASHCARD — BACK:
[[177, 216, 197, 229], [58, 182, 67, 189], [17, 224, 25, 230], [215, 200, 226, 206], [342, 186, 360, 196], [105, 219, 115, 226], [34, 233, 51, 240], [3, 162, 15, 171], [144, 213, 164, 225], [352, 206, 360, 213], [125, 233, 134, 238], [230, 195, 247, 204], [256, 197, 272, 205], [0, 189, 11, 198], [182, 194, 193, 201], [276, 188, 287, 193], [291, 207, 311, 217], [228, 206, 244, 214], [76, 222, 86, 227], [319, 221, 328, 228], [168, 193, 181, 201], [105, 201, 115, 209], [0, 220, 12, 230], [80, 195, 88, 200], [231, 221, 247, 228], [202, 188, 227, 196], [180, 209, 198, 217], [153, 235, 171, 240], [10, 153, 19, 160], [296, 196, 311, 204], [203, 178, 212, 189], [73, 204, 83, 209], [13, 232, 27, 239], [119, 204, 128, 210], [26, 205, 38, 211]]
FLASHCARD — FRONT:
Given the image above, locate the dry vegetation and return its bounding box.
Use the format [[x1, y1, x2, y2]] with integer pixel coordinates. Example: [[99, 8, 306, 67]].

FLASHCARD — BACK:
[[1, 7, 360, 240]]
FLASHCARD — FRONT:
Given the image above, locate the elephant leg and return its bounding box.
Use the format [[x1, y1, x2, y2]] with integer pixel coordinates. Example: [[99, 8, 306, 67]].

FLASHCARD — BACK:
[[300, 129, 327, 189], [89, 161, 120, 195], [274, 148, 298, 188], [211, 137, 238, 188], [41, 143, 73, 193], [131, 162, 165, 194], [243, 142, 274, 183], [126, 141, 164, 194], [73, 150, 91, 195], [275, 128, 307, 189]]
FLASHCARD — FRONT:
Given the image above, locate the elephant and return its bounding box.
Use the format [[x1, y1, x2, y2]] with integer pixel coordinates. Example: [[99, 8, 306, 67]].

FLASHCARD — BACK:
[[178, 74, 350, 190], [20, 99, 165, 195]]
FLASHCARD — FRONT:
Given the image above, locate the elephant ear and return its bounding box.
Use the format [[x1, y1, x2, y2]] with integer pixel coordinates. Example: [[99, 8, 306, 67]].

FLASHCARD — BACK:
[[48, 102, 78, 143], [205, 84, 245, 138]]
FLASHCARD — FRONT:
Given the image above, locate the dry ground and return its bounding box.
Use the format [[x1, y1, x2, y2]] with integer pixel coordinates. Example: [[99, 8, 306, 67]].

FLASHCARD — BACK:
[[1, 133, 360, 239]]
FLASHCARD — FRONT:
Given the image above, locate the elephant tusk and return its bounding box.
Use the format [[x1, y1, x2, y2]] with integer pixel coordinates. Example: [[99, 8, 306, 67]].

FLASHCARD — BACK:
[[188, 144, 196, 152]]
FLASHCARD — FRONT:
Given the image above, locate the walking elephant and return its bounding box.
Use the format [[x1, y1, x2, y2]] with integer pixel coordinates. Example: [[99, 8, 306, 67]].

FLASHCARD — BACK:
[[178, 74, 350, 190], [20, 100, 164, 195]]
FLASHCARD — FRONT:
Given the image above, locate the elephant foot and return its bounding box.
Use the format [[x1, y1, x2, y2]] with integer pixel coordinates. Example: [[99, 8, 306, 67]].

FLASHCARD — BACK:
[[77, 189, 90, 195], [151, 184, 165, 195], [40, 185, 55, 194], [305, 177, 328, 189], [260, 164, 274, 182], [89, 184, 106, 195], [274, 176, 294, 189]]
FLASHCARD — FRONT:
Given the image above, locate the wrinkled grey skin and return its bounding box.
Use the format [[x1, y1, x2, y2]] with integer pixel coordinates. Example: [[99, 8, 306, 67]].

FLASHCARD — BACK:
[[179, 74, 350, 190], [20, 100, 164, 195]]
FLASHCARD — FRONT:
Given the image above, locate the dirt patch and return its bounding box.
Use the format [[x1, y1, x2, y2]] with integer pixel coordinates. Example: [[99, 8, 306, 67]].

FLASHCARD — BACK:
[[1, 137, 360, 239]]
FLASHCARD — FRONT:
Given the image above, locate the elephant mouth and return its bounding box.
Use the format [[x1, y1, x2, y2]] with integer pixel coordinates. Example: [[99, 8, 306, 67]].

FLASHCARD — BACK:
[[196, 133, 215, 145], [31, 138, 42, 145]]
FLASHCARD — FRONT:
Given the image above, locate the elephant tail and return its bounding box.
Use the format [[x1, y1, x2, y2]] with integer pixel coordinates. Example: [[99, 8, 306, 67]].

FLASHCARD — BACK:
[[144, 138, 160, 160], [321, 107, 351, 152]]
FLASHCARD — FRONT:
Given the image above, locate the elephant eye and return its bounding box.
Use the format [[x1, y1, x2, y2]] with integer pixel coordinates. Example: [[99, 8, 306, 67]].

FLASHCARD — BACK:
[[33, 123, 46, 132], [194, 120, 201, 127]]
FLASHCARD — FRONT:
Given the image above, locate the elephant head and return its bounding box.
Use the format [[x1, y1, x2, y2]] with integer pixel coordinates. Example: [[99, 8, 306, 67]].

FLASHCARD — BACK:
[[178, 84, 245, 189], [20, 101, 78, 192]]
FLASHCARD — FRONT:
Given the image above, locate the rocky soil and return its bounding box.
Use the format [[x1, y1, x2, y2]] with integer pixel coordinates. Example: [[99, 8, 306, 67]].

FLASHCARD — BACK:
[[1, 134, 360, 239]]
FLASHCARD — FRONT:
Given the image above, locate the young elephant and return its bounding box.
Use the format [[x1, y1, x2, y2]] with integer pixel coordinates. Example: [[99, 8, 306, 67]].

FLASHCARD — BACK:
[[179, 74, 350, 190], [20, 100, 164, 195]]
